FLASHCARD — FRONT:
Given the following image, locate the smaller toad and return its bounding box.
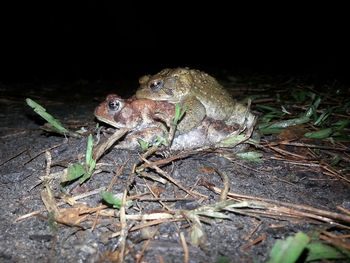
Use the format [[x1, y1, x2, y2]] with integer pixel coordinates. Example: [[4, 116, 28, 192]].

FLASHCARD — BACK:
[[95, 94, 251, 151], [94, 94, 174, 130]]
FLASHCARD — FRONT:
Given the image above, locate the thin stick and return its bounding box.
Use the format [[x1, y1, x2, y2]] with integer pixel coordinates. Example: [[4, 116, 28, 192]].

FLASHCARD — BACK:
[[23, 143, 62, 165], [143, 178, 172, 211], [215, 169, 229, 201], [241, 234, 267, 251], [180, 232, 189, 263], [208, 185, 350, 224], [0, 148, 26, 166], [139, 155, 200, 198], [110, 218, 181, 238], [117, 189, 128, 263], [277, 141, 350, 152]]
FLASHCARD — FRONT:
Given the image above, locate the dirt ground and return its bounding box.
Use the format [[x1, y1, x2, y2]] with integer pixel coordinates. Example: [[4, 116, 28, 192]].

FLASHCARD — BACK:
[[0, 73, 349, 263]]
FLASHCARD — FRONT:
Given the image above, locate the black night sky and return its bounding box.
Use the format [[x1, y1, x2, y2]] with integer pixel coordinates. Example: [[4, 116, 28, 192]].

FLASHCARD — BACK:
[[1, 2, 348, 83]]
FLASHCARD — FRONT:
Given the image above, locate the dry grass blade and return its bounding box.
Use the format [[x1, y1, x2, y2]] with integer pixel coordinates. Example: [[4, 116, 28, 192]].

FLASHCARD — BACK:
[[203, 184, 350, 226], [0, 148, 26, 166], [138, 171, 168, 184], [264, 142, 350, 184], [117, 189, 128, 263], [241, 233, 267, 251], [139, 155, 201, 198], [137, 150, 198, 171], [41, 186, 59, 217], [16, 187, 106, 222], [180, 232, 189, 263], [93, 128, 129, 161], [215, 169, 230, 201], [277, 141, 350, 152], [320, 232, 350, 250], [143, 178, 171, 210], [110, 218, 182, 238]]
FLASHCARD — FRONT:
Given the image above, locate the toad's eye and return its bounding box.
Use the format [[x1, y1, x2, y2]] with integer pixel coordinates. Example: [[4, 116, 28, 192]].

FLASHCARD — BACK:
[[108, 100, 121, 111], [149, 80, 163, 91]]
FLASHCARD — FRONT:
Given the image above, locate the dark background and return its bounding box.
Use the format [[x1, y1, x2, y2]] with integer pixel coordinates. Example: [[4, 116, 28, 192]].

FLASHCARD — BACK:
[[1, 2, 348, 84]]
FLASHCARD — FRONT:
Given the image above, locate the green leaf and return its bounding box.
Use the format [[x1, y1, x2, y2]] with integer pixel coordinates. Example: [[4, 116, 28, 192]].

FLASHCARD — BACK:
[[304, 128, 333, 139], [87, 159, 96, 174], [314, 108, 333, 126], [292, 90, 309, 102], [255, 105, 282, 113], [306, 242, 347, 261], [79, 171, 92, 184], [258, 127, 284, 135], [190, 220, 206, 246], [26, 98, 69, 134], [138, 138, 150, 151], [218, 133, 247, 147], [65, 163, 85, 182], [101, 191, 132, 209], [267, 232, 310, 263], [101, 191, 123, 208], [85, 134, 94, 166], [265, 116, 311, 129], [333, 119, 350, 130], [79, 135, 96, 183], [216, 256, 230, 263], [330, 155, 342, 166], [236, 151, 263, 162], [173, 103, 187, 125], [154, 135, 168, 147], [305, 97, 321, 118], [196, 211, 231, 219]]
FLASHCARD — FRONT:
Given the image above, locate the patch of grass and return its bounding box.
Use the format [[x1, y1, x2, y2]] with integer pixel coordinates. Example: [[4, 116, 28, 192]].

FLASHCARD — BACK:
[[26, 98, 82, 138], [173, 103, 187, 125], [258, 94, 350, 141], [258, 97, 321, 134], [236, 151, 263, 162], [100, 191, 132, 209], [26, 98, 69, 134], [61, 134, 96, 183], [267, 232, 348, 263]]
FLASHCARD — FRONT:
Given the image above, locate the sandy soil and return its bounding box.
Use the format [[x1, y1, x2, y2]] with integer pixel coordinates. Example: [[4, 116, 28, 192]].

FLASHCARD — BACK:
[[1, 75, 349, 262]]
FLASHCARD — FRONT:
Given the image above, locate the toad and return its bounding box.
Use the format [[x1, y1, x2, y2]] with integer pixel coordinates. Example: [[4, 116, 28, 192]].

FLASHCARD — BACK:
[[94, 94, 174, 130], [136, 67, 257, 133], [95, 94, 250, 151]]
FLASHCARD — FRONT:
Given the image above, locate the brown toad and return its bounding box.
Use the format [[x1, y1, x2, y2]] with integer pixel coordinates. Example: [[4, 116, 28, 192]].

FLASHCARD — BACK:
[[136, 67, 257, 133], [94, 94, 247, 151]]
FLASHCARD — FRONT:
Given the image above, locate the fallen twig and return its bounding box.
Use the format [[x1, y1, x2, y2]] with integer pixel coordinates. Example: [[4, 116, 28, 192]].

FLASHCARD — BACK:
[[139, 155, 202, 198]]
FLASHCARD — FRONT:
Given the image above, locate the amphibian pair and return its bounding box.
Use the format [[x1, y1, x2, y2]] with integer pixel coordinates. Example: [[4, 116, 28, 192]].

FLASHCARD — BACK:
[[95, 67, 257, 151]]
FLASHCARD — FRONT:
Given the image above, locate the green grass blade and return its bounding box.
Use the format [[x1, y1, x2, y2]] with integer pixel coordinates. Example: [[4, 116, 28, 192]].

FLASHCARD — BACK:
[[85, 134, 94, 166], [236, 151, 263, 162], [101, 191, 123, 209], [138, 138, 150, 151], [266, 116, 310, 129], [101, 191, 132, 209], [173, 103, 186, 125], [304, 128, 333, 139], [26, 98, 69, 134], [267, 232, 310, 263], [63, 163, 85, 182], [79, 134, 96, 183], [306, 242, 347, 261]]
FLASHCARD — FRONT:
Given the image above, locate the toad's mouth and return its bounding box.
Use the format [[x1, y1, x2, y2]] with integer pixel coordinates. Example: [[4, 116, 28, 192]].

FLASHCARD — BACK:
[[95, 115, 125, 129], [136, 88, 177, 101]]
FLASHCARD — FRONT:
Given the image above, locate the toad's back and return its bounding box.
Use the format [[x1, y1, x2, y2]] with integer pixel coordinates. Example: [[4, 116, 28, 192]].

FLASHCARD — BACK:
[[187, 69, 236, 120]]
